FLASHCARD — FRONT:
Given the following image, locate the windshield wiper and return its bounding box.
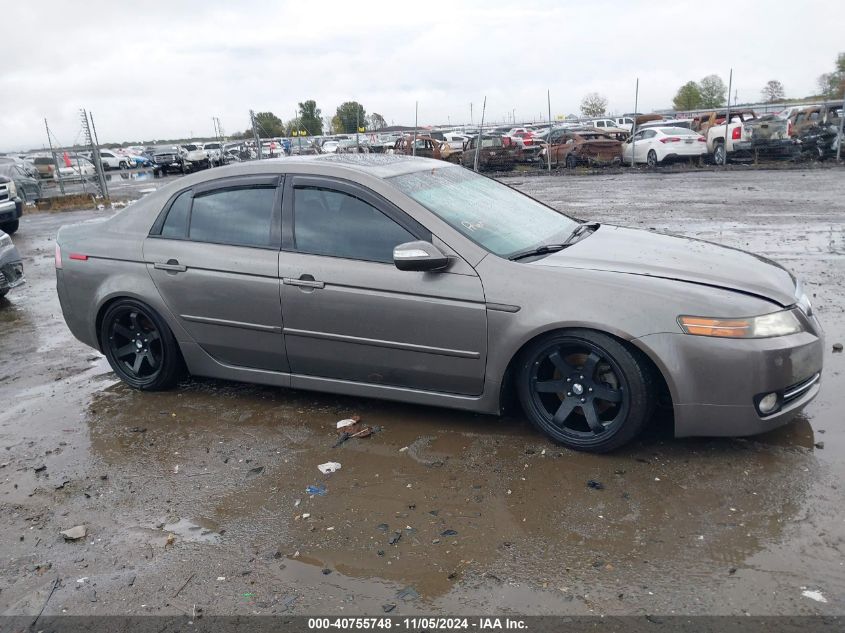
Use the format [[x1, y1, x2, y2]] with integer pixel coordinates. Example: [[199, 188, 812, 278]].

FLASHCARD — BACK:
[[562, 222, 601, 246], [508, 243, 569, 261], [507, 223, 600, 262]]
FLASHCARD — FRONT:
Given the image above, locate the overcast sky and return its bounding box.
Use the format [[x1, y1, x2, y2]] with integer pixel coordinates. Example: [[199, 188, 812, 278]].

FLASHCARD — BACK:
[[3, 0, 842, 150]]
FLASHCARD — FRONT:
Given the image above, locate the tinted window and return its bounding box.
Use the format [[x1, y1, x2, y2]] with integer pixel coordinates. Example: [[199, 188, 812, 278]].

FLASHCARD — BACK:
[[161, 190, 192, 238], [293, 187, 415, 263], [189, 186, 275, 247]]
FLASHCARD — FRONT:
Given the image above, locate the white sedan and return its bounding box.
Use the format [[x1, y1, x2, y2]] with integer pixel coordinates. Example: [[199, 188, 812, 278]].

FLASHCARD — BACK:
[[622, 126, 707, 166], [55, 156, 96, 180]]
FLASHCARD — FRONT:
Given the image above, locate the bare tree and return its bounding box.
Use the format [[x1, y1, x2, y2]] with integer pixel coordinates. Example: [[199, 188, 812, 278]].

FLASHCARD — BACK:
[[580, 93, 608, 117], [761, 80, 785, 102], [699, 75, 727, 108]]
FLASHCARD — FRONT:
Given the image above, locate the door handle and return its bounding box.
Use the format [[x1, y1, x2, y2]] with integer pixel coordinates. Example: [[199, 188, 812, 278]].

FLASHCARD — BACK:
[[283, 275, 325, 289], [154, 259, 187, 273]]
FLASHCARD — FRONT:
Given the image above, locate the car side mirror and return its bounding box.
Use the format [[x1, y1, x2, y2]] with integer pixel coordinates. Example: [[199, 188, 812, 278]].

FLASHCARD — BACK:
[[393, 240, 449, 272]]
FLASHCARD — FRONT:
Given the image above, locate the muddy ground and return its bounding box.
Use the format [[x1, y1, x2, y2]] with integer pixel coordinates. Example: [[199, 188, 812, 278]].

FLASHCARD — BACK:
[[1, 168, 843, 617]]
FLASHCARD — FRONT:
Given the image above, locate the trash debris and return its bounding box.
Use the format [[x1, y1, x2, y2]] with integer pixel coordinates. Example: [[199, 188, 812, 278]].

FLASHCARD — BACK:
[[832, 342, 843, 353], [587, 480, 604, 490], [441, 529, 458, 537], [302, 513, 311, 519], [246, 466, 264, 479], [802, 589, 827, 603], [165, 533, 176, 547], [388, 531, 402, 545], [60, 525, 87, 540], [382, 603, 396, 613], [318, 461, 342, 474], [399, 446, 408, 452], [306, 484, 327, 496], [815, 441, 825, 450], [396, 586, 420, 602], [217, 576, 226, 581], [337, 418, 358, 429]]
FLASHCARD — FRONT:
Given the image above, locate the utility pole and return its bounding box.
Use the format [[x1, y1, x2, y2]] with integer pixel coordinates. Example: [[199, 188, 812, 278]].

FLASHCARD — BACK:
[[44, 118, 65, 195], [547, 90, 552, 173], [356, 104, 360, 152], [470, 102, 473, 126], [250, 110, 262, 159], [630, 78, 639, 168], [837, 90, 845, 162], [413, 101, 418, 157], [723, 68, 733, 167], [474, 96, 486, 172]]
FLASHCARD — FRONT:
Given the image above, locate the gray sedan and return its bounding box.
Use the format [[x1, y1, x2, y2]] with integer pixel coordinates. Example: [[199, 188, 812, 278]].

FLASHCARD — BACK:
[[55, 155, 823, 451]]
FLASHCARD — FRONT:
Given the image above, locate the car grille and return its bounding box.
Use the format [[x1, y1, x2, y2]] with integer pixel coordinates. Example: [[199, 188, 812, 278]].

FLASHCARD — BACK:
[[154, 154, 176, 164], [782, 373, 820, 405], [0, 185, 9, 202]]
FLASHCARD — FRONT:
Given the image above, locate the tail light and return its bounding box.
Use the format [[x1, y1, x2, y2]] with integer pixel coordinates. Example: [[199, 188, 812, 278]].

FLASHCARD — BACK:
[[697, 136, 706, 142], [731, 126, 742, 140], [54, 243, 62, 269], [660, 137, 681, 143], [787, 120, 793, 136]]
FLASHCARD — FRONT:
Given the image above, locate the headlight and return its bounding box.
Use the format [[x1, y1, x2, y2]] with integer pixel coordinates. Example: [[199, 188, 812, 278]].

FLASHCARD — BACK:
[[0, 233, 12, 248], [7, 180, 16, 197], [678, 309, 803, 338]]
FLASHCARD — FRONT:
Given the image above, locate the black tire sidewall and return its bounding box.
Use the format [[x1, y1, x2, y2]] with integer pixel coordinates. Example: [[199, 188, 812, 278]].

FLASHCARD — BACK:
[[99, 299, 182, 390], [516, 329, 653, 452]]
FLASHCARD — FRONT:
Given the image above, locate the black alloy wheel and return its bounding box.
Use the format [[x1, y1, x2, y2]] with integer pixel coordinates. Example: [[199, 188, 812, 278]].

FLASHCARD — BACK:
[[100, 299, 182, 390], [517, 330, 654, 452]]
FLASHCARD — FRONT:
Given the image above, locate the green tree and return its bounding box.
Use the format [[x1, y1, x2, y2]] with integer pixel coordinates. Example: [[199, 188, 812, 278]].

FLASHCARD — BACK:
[[672, 81, 702, 111], [761, 79, 785, 102], [298, 100, 323, 136], [817, 52, 845, 99], [335, 101, 367, 133], [368, 113, 387, 130], [579, 92, 607, 117], [699, 75, 727, 108], [252, 111, 285, 137]]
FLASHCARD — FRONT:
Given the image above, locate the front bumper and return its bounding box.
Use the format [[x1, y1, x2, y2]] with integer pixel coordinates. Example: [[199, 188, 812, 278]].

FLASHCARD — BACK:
[[0, 198, 23, 223], [0, 244, 25, 293], [635, 315, 824, 437]]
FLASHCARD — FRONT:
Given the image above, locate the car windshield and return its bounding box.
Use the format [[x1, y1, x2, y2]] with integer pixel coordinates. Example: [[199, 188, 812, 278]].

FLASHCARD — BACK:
[[659, 127, 698, 135], [389, 166, 578, 257]]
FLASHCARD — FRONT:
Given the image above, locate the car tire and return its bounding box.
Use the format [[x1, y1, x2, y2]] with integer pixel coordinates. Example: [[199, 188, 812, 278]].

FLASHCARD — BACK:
[[102, 162, 110, 171], [119, 161, 128, 170], [1, 219, 19, 234], [647, 150, 658, 167], [566, 154, 577, 169], [99, 299, 184, 391], [516, 329, 655, 452], [713, 142, 727, 165]]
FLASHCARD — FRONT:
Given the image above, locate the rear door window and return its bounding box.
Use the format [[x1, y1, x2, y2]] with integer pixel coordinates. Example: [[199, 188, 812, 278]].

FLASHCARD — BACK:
[[189, 186, 276, 248]]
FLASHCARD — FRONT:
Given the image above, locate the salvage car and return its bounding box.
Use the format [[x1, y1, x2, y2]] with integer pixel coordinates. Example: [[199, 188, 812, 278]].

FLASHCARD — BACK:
[[151, 146, 189, 176], [392, 136, 443, 160], [0, 162, 43, 204], [460, 135, 517, 171], [56, 155, 97, 180], [541, 129, 623, 168], [54, 155, 823, 452], [0, 229, 25, 297], [623, 127, 708, 166]]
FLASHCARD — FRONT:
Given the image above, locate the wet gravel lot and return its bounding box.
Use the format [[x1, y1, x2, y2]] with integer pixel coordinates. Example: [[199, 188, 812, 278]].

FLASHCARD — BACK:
[[1, 167, 844, 617]]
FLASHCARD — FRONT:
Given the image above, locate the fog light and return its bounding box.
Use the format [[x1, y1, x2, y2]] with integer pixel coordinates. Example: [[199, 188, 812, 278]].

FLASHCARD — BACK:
[[758, 392, 779, 415]]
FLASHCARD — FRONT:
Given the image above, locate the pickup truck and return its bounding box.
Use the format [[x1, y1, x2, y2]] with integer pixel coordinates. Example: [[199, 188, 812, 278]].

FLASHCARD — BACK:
[[0, 176, 23, 234], [705, 110, 795, 164]]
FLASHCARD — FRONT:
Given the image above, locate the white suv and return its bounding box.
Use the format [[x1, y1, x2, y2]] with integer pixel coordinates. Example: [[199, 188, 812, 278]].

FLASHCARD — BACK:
[[97, 150, 130, 170]]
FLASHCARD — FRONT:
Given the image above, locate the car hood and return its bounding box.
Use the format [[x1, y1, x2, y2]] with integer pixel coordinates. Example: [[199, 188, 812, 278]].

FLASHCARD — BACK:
[[530, 225, 797, 306]]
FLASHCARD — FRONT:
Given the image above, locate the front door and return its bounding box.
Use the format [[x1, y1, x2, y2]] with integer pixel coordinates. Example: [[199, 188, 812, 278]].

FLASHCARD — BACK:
[[279, 175, 487, 395], [144, 175, 287, 371]]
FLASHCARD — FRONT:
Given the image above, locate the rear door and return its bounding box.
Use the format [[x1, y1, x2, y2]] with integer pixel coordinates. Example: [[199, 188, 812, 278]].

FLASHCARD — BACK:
[[279, 175, 487, 395], [144, 175, 287, 371]]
